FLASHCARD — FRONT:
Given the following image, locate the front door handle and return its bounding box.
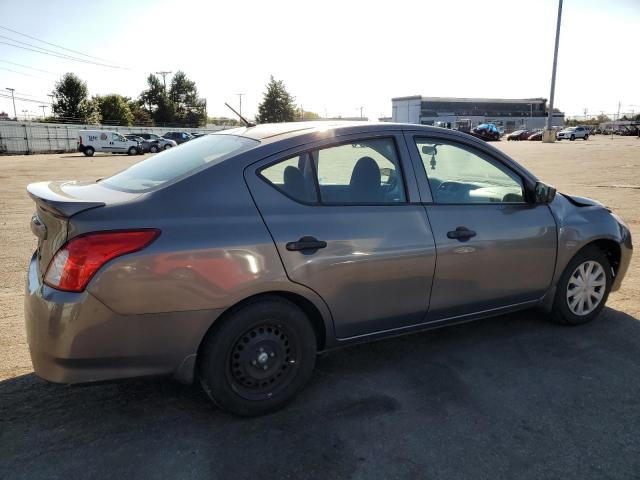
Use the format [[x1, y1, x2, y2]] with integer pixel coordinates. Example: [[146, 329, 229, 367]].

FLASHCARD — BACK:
[[286, 236, 327, 252], [447, 226, 476, 241]]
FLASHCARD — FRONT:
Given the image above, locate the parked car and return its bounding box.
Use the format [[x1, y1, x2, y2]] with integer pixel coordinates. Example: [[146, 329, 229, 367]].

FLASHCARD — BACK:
[[78, 130, 142, 156], [557, 126, 589, 141], [124, 134, 155, 153], [506, 129, 536, 141], [527, 130, 543, 141], [469, 123, 500, 141], [27, 122, 632, 416], [163, 131, 193, 144], [133, 132, 177, 151]]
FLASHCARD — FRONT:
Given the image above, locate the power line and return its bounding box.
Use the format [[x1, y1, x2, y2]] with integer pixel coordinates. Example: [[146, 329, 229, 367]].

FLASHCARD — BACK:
[[0, 24, 118, 64], [0, 59, 60, 75], [0, 66, 53, 81], [0, 36, 129, 69], [0, 93, 52, 104]]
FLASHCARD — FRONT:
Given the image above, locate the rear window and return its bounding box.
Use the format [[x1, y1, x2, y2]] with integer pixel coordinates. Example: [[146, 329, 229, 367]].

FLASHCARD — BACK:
[[102, 134, 258, 192]]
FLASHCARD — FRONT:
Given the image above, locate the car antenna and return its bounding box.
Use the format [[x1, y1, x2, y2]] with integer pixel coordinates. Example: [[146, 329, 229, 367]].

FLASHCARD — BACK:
[[224, 102, 255, 127]]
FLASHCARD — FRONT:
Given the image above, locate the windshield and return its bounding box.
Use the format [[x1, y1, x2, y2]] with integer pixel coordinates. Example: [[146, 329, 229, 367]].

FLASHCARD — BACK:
[[102, 134, 259, 192]]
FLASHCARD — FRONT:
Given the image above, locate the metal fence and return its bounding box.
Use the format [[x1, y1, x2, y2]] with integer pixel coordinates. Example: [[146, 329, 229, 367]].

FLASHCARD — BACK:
[[0, 121, 231, 155]]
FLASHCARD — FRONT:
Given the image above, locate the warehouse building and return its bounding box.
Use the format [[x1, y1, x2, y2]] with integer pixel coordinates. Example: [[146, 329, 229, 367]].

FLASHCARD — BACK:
[[392, 96, 564, 132]]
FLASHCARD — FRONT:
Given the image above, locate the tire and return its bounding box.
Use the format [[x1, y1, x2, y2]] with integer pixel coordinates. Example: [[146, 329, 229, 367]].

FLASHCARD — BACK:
[[127, 146, 137, 155], [83, 146, 95, 157], [570, 134, 575, 141], [583, 134, 589, 141], [199, 296, 317, 416], [149, 145, 159, 153], [550, 246, 612, 325], [164, 144, 172, 150]]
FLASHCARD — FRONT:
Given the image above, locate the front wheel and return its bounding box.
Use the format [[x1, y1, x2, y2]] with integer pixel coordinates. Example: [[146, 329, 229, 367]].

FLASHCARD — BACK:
[[127, 146, 137, 155], [164, 144, 172, 150], [149, 144, 159, 153], [570, 134, 575, 141], [199, 296, 317, 416], [550, 246, 612, 325], [583, 134, 589, 141]]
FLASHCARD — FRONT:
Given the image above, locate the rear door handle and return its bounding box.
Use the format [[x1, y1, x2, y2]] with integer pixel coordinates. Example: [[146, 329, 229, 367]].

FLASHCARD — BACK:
[[447, 226, 476, 241], [286, 236, 327, 251]]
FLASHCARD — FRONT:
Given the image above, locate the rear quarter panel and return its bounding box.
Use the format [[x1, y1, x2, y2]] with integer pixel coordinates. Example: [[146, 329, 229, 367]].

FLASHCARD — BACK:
[[69, 155, 331, 330]]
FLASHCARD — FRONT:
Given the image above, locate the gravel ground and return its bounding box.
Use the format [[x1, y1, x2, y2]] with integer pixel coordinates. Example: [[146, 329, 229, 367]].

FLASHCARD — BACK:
[[1, 136, 639, 479]]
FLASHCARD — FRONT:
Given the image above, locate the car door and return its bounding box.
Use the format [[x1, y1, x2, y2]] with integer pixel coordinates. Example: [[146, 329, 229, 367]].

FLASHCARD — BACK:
[[404, 132, 557, 321], [109, 133, 127, 153], [245, 132, 436, 339]]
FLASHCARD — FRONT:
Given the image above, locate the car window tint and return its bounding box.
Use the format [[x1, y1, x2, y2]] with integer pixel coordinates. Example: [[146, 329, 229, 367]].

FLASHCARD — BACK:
[[260, 154, 317, 203], [102, 134, 258, 192], [415, 138, 524, 204], [316, 138, 405, 204]]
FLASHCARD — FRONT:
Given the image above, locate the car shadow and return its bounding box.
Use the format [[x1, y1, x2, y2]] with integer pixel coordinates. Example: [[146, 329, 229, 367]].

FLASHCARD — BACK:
[[2, 308, 640, 480]]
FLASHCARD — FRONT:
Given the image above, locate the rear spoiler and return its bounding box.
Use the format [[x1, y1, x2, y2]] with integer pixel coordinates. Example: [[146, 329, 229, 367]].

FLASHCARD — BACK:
[[27, 181, 105, 217]]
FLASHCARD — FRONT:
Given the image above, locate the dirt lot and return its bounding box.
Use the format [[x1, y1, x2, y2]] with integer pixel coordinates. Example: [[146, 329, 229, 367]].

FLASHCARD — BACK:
[[1, 136, 639, 479]]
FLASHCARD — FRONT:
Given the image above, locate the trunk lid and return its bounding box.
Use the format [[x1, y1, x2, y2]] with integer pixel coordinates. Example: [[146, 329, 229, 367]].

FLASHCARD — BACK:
[[27, 180, 142, 276]]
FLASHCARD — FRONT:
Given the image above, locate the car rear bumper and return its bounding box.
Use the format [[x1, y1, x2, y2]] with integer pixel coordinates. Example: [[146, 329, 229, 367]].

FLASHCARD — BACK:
[[25, 252, 220, 384]]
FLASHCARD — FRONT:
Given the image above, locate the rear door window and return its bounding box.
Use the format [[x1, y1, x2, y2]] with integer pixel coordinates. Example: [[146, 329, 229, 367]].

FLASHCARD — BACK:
[[259, 138, 406, 205]]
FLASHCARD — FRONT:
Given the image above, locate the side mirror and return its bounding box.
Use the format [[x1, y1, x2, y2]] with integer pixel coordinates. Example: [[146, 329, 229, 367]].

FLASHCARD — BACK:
[[534, 181, 556, 204]]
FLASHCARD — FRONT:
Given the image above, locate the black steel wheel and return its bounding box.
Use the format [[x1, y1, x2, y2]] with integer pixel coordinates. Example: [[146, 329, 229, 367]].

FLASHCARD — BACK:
[[226, 323, 299, 401], [199, 296, 317, 416]]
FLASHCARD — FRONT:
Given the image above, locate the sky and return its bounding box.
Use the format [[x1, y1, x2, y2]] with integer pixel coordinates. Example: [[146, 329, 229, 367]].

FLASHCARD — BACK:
[[0, 0, 638, 121]]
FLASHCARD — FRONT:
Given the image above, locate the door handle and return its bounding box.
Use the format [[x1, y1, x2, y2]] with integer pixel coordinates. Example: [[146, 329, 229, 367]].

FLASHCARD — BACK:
[[286, 236, 327, 252], [447, 226, 476, 241]]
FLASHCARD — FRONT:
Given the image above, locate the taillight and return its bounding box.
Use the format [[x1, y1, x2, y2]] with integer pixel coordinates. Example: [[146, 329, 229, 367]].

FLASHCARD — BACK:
[[79, 135, 83, 145], [44, 229, 160, 292]]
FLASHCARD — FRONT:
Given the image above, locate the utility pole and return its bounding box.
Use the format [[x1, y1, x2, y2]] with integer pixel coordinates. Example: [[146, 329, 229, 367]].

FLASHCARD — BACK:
[[156, 71, 172, 89], [22, 109, 28, 121], [612, 100, 621, 140], [6, 87, 17, 120], [236, 93, 244, 117], [359, 106, 363, 119], [39, 105, 47, 119], [544, 0, 563, 142]]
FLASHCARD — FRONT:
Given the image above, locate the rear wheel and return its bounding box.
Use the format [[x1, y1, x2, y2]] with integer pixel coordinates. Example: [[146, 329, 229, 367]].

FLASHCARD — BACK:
[[550, 246, 612, 325], [199, 296, 317, 416], [83, 146, 95, 157]]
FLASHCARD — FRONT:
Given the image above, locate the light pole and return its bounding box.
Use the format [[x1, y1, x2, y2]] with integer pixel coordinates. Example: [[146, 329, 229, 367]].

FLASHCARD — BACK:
[[6, 87, 17, 120], [22, 109, 28, 121], [236, 93, 244, 117], [544, 0, 563, 142]]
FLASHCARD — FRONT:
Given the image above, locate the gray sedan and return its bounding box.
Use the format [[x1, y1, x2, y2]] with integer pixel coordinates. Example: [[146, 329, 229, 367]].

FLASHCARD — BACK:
[[25, 122, 632, 416]]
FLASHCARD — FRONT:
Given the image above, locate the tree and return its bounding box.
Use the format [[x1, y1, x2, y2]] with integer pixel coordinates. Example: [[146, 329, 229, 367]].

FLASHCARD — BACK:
[[169, 71, 206, 127], [208, 117, 240, 126], [52, 73, 93, 122], [139, 74, 175, 125], [295, 107, 321, 120], [129, 99, 154, 126], [95, 94, 133, 126], [256, 76, 296, 123]]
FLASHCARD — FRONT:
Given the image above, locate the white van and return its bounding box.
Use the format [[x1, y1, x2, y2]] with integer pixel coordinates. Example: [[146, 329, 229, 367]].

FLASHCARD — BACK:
[[78, 130, 143, 156]]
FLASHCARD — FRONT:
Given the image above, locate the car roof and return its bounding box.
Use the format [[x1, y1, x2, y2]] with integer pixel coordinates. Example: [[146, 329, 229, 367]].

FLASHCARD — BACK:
[[214, 121, 478, 144]]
